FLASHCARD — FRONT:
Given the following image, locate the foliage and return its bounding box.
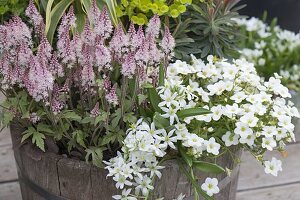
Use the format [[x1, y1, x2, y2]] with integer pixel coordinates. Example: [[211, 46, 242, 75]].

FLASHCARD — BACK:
[[171, 0, 244, 60], [116, 0, 192, 25], [236, 16, 300, 91], [0, 2, 174, 172], [0, 0, 29, 23]]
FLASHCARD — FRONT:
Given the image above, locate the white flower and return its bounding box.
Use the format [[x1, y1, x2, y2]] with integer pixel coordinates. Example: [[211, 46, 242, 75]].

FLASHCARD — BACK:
[[222, 131, 239, 146], [144, 161, 164, 179], [205, 137, 221, 155], [158, 89, 179, 108], [183, 133, 204, 148], [262, 137, 277, 151], [239, 133, 255, 146], [201, 178, 220, 197], [112, 189, 137, 200], [211, 105, 224, 121], [240, 113, 259, 127], [134, 176, 154, 196], [264, 157, 282, 176], [161, 106, 179, 125], [113, 175, 133, 189], [174, 193, 186, 200], [261, 126, 277, 138], [154, 129, 177, 149], [234, 122, 253, 138], [230, 91, 247, 103]]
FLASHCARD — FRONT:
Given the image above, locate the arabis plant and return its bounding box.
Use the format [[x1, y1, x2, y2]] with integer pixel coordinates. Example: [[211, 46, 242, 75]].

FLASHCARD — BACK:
[[105, 55, 299, 199], [235, 17, 300, 91]]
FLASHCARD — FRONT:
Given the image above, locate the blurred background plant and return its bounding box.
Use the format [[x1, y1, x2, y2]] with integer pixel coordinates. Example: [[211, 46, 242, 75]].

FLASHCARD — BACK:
[[115, 0, 192, 26], [170, 0, 245, 60], [0, 0, 29, 23], [236, 15, 300, 91]]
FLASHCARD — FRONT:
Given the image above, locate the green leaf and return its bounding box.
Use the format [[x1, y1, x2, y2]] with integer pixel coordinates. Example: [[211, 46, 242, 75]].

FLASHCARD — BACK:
[[46, 0, 74, 44], [178, 141, 193, 167], [158, 63, 165, 86], [123, 112, 137, 124], [177, 107, 211, 119], [2, 111, 14, 127], [103, 0, 119, 26], [137, 94, 147, 105], [85, 147, 106, 167], [193, 161, 225, 174], [37, 124, 55, 134], [72, 130, 87, 148], [153, 112, 170, 129], [81, 116, 92, 124], [63, 111, 82, 121], [45, 0, 55, 34], [32, 131, 46, 152], [94, 113, 107, 125], [100, 132, 117, 145], [148, 88, 163, 113], [21, 127, 35, 143]]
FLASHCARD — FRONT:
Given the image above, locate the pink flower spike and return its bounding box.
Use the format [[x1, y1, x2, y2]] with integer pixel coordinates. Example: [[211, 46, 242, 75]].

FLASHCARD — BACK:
[[146, 15, 161, 38], [25, 0, 44, 34], [161, 26, 175, 55], [121, 53, 136, 78], [90, 102, 100, 117], [105, 86, 118, 106]]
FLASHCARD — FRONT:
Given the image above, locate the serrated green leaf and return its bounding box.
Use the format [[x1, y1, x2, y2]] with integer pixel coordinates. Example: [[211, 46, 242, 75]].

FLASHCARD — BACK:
[[177, 107, 211, 119], [193, 161, 225, 174], [85, 147, 105, 167], [94, 113, 107, 125], [37, 124, 55, 134], [63, 111, 82, 121], [72, 130, 87, 148], [32, 131, 46, 152]]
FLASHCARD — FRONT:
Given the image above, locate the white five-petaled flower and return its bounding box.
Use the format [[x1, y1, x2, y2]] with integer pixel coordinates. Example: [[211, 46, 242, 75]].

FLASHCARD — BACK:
[[201, 177, 220, 197], [262, 137, 277, 151], [205, 137, 221, 155], [112, 189, 137, 200], [134, 176, 154, 196], [264, 157, 282, 176], [222, 131, 239, 147], [158, 89, 179, 108], [161, 106, 179, 125]]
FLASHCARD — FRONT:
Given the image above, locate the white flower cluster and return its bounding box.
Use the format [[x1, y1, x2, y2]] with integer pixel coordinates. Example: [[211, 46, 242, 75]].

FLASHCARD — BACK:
[[236, 17, 300, 85], [105, 55, 299, 199], [280, 64, 300, 88], [105, 116, 221, 199], [234, 17, 271, 38], [165, 55, 299, 175]]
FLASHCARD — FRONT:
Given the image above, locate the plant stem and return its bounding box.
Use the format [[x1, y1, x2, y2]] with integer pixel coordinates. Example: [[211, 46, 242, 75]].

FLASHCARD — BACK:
[[190, 167, 199, 200]]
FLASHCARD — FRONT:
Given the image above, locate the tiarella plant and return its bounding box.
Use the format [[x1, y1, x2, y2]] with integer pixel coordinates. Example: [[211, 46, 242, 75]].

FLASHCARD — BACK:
[[106, 55, 300, 199], [0, 1, 175, 167], [235, 17, 300, 91]]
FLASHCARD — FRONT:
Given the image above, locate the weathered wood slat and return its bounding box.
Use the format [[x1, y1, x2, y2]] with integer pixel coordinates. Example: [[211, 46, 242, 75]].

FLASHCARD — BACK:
[[236, 182, 300, 200], [238, 143, 300, 191], [0, 129, 12, 147], [0, 182, 22, 200], [0, 144, 18, 182]]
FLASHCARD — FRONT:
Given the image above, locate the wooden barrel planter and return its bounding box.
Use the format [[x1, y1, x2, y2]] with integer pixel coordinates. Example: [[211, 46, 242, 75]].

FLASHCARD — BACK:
[[10, 124, 242, 200]]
